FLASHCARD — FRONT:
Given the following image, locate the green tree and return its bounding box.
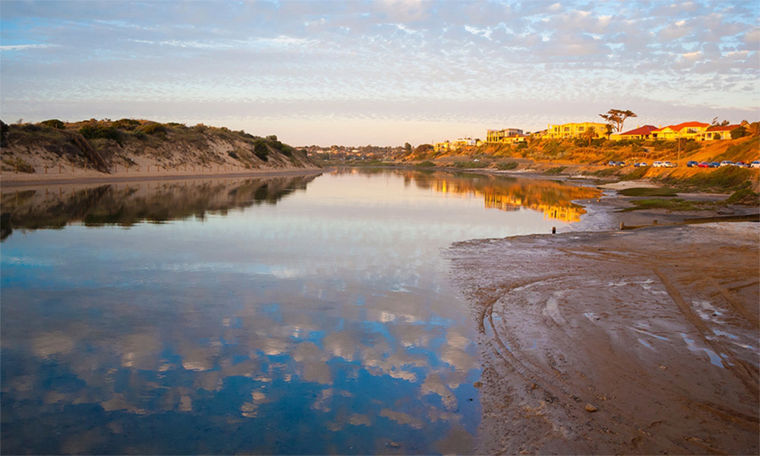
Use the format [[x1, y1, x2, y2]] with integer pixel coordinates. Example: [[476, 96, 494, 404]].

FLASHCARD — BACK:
[[404, 142, 412, 154], [599, 109, 637, 133], [582, 126, 597, 145], [730, 126, 748, 139]]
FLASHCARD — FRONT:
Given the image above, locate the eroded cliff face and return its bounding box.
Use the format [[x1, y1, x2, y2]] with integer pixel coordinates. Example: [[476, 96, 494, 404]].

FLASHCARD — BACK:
[[0, 120, 317, 175]]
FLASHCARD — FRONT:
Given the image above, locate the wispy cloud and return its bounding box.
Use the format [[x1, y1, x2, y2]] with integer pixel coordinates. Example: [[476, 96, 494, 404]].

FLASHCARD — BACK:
[[0, 0, 757, 145]]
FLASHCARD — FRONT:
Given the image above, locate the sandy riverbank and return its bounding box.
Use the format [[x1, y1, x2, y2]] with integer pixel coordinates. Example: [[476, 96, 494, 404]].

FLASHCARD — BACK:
[[0, 166, 322, 188], [448, 222, 759, 454]]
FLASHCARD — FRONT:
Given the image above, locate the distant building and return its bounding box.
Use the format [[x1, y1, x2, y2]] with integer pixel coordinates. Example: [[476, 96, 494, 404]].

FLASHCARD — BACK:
[[651, 121, 709, 140], [453, 137, 476, 148], [542, 122, 608, 139], [610, 125, 658, 141], [433, 141, 453, 153], [486, 128, 524, 143], [704, 124, 741, 140]]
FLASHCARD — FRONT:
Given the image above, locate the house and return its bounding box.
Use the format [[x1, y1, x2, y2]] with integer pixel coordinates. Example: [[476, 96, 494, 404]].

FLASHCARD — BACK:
[[453, 137, 476, 148], [651, 121, 709, 140], [433, 141, 452, 153], [610, 125, 658, 141], [486, 128, 524, 143], [704, 124, 741, 140], [542, 122, 608, 139]]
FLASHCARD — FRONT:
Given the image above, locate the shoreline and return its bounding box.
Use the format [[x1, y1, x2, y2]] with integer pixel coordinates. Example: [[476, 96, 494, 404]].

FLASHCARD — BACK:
[[0, 167, 322, 188], [449, 222, 759, 454]]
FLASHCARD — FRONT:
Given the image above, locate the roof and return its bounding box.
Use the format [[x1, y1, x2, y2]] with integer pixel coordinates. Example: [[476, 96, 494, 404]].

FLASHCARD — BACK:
[[655, 121, 710, 132], [706, 124, 741, 132], [618, 125, 658, 136]]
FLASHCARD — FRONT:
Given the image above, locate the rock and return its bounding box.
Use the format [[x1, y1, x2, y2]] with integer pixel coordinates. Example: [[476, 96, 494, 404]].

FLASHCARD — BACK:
[[585, 403, 598, 413], [473, 381, 483, 388]]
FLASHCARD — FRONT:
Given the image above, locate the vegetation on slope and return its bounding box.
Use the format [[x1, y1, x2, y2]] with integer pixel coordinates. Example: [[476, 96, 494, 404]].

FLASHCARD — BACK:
[[0, 118, 314, 174]]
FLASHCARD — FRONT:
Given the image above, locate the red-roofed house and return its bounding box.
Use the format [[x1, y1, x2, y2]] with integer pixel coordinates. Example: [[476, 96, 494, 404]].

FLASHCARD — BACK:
[[610, 125, 658, 141], [704, 124, 742, 140], [652, 122, 710, 140]]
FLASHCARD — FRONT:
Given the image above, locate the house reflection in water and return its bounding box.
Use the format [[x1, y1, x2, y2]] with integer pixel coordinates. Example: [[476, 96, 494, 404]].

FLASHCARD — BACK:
[[386, 170, 600, 223]]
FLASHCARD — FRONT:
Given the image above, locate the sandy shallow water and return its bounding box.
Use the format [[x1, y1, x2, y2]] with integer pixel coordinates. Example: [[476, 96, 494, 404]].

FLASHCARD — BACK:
[[448, 222, 759, 454]]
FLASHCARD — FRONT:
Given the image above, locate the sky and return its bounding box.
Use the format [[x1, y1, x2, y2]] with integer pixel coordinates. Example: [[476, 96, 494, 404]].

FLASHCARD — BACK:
[[0, 0, 758, 146]]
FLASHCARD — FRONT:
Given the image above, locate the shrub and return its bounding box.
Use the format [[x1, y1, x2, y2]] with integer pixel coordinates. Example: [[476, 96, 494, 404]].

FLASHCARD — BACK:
[[112, 119, 141, 130], [724, 183, 759, 205], [731, 126, 748, 139], [79, 124, 122, 144], [139, 122, 167, 135], [496, 161, 518, 170], [544, 166, 566, 175], [40, 119, 65, 129], [4, 157, 35, 173], [254, 140, 269, 161], [416, 161, 436, 167]]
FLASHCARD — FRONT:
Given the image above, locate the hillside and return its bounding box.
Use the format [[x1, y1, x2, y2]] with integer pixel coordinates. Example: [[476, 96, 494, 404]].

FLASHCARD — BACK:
[[397, 135, 760, 193], [0, 119, 316, 177]]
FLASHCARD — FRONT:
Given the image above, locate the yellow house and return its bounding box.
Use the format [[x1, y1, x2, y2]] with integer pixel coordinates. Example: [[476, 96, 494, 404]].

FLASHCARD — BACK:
[[704, 125, 741, 140], [651, 122, 709, 140], [543, 122, 608, 139], [433, 141, 452, 153]]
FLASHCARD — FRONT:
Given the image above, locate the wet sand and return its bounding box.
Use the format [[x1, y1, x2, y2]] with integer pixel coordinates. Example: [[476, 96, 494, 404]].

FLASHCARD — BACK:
[[449, 222, 759, 454]]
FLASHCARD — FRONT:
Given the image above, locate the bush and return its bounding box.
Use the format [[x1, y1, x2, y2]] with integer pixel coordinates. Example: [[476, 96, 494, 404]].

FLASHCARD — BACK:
[[254, 140, 269, 161], [79, 124, 122, 144], [544, 166, 566, 175], [40, 119, 65, 129], [731, 126, 748, 139], [724, 183, 759, 205], [4, 157, 35, 173], [112, 119, 141, 130], [139, 122, 167, 135], [496, 161, 518, 170], [416, 161, 436, 167]]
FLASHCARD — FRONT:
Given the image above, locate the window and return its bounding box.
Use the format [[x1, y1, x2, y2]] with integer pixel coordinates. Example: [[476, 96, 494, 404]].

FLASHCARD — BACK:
[[578, 126, 585, 131]]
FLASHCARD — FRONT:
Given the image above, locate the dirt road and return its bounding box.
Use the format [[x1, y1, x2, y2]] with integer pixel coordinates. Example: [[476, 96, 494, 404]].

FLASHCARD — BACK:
[[449, 223, 759, 454]]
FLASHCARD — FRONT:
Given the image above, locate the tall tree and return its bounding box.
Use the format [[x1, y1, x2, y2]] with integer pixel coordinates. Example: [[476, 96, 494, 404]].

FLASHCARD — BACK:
[[599, 109, 637, 133]]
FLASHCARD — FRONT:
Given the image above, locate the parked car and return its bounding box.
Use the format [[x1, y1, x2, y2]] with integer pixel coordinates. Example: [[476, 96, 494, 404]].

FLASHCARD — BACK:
[[664, 161, 677, 167], [735, 161, 749, 168], [751, 160, 760, 168], [698, 162, 710, 168], [653, 161, 664, 167], [607, 160, 617, 166], [633, 162, 648, 167], [709, 162, 720, 168], [719, 160, 734, 167], [616, 161, 626, 167], [686, 161, 698, 167]]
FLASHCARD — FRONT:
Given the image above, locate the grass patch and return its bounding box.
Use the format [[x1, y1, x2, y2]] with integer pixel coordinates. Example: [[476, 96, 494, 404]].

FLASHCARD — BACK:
[[724, 183, 759, 205], [620, 198, 707, 212], [415, 160, 436, 168], [589, 168, 618, 177], [496, 160, 518, 170], [544, 166, 566, 175], [660, 166, 754, 192], [621, 166, 649, 181], [618, 187, 677, 197]]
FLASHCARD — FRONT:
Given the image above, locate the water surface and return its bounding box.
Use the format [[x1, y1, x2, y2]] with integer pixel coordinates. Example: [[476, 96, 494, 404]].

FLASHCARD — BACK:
[[1, 169, 598, 454]]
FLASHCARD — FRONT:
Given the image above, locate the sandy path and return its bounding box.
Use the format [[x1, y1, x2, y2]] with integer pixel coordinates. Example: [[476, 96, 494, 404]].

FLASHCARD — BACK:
[[449, 223, 759, 454]]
